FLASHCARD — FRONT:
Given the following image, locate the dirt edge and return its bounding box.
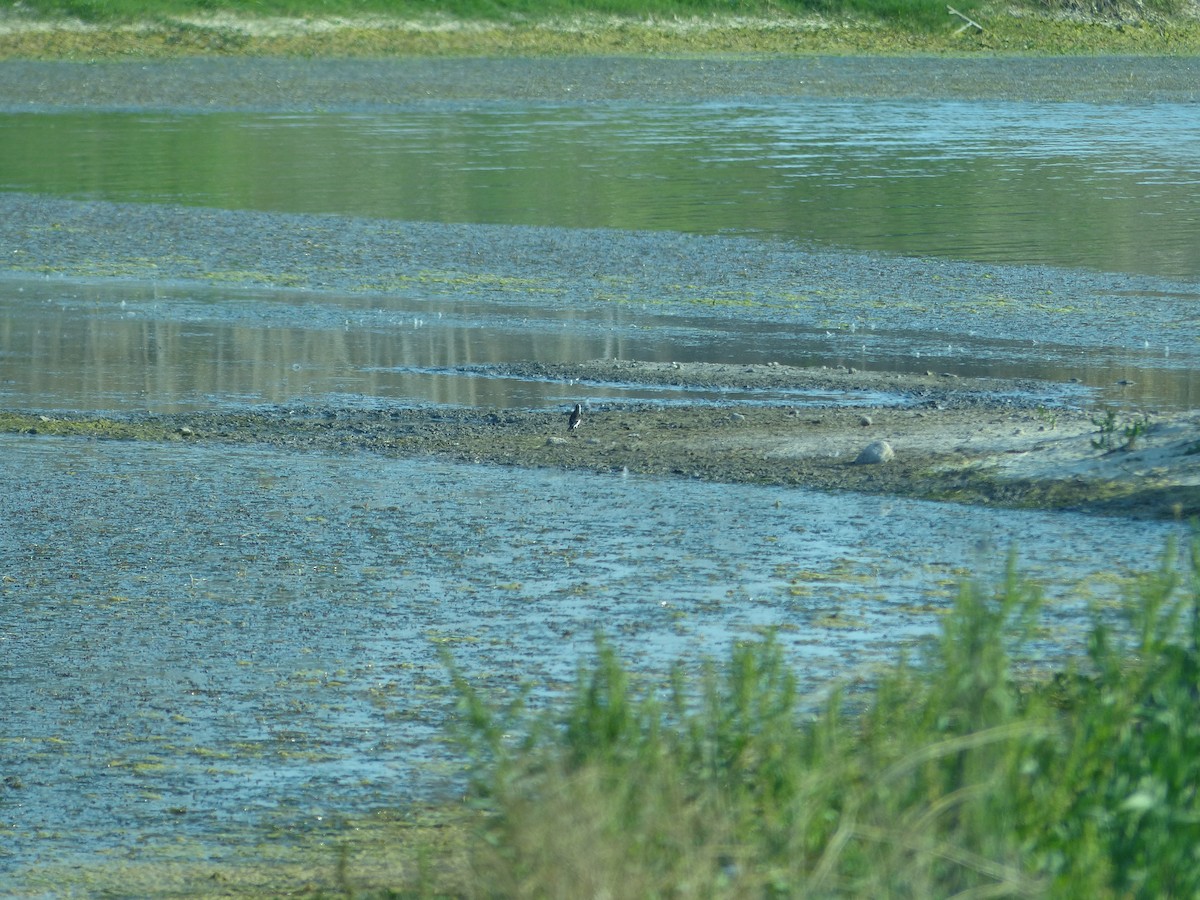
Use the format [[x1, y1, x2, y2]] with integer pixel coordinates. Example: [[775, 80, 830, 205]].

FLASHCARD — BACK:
[[4, 361, 1196, 520]]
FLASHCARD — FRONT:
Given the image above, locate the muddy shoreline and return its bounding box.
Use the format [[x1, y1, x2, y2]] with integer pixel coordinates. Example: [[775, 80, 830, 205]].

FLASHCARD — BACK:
[[5, 360, 1197, 519], [4, 44, 1198, 899], [4, 56, 1200, 109]]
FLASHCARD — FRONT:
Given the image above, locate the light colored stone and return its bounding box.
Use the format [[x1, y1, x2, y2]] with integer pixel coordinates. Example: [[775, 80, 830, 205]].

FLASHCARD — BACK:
[[854, 440, 894, 465]]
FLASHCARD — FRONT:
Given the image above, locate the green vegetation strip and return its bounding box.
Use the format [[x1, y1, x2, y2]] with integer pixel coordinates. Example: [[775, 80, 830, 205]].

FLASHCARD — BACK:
[[2, 3, 1200, 57], [0, 411, 180, 441]]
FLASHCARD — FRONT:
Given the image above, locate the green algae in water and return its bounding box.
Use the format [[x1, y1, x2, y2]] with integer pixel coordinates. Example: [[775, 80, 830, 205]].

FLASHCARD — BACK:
[[2, 433, 1189, 892]]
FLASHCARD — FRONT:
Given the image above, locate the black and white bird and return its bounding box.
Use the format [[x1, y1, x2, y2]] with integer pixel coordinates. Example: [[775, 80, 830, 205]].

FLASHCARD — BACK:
[[567, 403, 583, 432]]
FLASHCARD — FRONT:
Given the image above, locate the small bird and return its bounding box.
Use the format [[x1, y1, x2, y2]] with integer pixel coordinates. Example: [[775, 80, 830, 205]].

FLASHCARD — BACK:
[[567, 403, 583, 432]]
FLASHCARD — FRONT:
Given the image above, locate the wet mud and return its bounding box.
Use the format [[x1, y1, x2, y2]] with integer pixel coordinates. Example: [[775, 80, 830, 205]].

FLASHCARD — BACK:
[[4, 359, 1197, 519], [2, 429, 1188, 894], [4, 188, 1196, 519], [6, 193, 1197, 367]]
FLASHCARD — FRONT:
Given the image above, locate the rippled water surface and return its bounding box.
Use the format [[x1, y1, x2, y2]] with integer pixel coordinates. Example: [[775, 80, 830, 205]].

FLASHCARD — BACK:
[[6, 270, 1188, 414], [1, 436, 1187, 878], [2, 58, 1198, 413]]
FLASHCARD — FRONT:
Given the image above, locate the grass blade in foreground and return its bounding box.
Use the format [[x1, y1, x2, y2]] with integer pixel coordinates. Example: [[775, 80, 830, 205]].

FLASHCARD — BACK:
[[446, 537, 1200, 897]]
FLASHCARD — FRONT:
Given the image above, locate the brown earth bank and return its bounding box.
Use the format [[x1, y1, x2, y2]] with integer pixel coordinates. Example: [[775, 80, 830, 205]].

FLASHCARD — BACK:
[[4, 360, 1198, 519]]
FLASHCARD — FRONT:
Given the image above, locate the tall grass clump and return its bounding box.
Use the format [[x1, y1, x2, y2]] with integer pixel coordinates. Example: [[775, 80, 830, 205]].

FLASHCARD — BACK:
[[446, 537, 1200, 897]]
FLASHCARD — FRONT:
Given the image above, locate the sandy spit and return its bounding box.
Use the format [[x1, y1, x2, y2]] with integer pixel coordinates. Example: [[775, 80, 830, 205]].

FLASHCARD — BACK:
[[5, 360, 1197, 519]]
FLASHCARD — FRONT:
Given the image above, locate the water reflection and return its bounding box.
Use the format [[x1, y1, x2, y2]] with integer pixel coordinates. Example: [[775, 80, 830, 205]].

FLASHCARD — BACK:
[[2, 97, 1198, 278], [6, 274, 1194, 413]]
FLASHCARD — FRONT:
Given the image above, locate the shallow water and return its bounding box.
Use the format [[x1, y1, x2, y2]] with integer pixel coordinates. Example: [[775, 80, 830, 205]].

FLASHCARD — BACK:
[[2, 57, 1199, 413], [2, 94, 1199, 279], [1, 57, 1197, 888], [1, 256, 1194, 413], [0, 274, 897, 413], [0, 434, 1186, 878]]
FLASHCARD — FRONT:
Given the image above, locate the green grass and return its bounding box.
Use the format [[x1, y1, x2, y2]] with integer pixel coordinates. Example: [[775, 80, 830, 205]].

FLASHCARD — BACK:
[[12, 0, 1194, 28], [444, 537, 1200, 897], [7, 0, 1200, 57], [11, 0, 984, 30], [14, 537, 1200, 895], [17, 0, 1190, 36]]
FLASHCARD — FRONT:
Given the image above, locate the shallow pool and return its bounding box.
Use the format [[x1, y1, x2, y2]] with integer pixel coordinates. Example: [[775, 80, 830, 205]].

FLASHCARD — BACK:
[[1, 434, 1186, 879]]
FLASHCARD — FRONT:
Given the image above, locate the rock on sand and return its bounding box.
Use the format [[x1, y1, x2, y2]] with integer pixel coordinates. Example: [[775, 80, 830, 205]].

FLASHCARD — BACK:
[[854, 440, 894, 465]]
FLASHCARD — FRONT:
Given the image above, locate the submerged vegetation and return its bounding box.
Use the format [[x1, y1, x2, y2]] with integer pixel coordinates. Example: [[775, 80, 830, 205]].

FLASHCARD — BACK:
[[442, 540, 1200, 897], [16, 540, 1200, 895]]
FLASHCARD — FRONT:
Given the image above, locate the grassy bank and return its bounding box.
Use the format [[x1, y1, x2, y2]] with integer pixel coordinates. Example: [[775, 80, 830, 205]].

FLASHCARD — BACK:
[[1, 0, 1199, 56], [21, 540, 1199, 896]]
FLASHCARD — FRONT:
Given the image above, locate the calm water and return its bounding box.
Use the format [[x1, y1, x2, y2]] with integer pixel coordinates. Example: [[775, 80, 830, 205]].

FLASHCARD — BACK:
[[2, 98, 1199, 278], [3, 271, 1176, 414], [2, 62, 1198, 413]]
